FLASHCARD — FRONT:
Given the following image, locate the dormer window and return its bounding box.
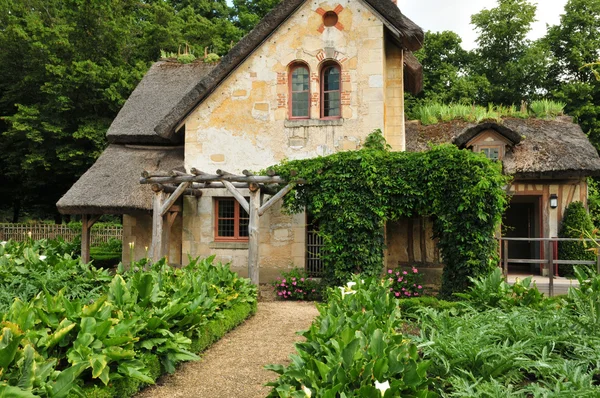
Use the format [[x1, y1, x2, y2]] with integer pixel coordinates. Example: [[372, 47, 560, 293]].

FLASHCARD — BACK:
[[453, 124, 521, 162], [480, 146, 501, 160]]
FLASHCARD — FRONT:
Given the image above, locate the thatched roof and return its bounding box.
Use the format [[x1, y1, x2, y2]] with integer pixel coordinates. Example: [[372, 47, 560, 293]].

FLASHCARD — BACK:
[[406, 117, 600, 179], [153, 0, 424, 140], [57, 145, 184, 214], [107, 61, 216, 145]]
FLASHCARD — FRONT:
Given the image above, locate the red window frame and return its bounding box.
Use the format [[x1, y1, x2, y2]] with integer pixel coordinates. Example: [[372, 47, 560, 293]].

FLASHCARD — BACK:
[[289, 63, 310, 119], [214, 198, 249, 242], [320, 63, 342, 119]]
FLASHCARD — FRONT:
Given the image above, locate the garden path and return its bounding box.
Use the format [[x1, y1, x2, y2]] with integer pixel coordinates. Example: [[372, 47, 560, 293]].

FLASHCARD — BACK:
[[136, 301, 319, 398]]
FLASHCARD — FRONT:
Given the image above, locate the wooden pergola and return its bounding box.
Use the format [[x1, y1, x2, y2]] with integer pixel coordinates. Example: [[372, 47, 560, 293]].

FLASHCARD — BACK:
[[140, 168, 301, 285]]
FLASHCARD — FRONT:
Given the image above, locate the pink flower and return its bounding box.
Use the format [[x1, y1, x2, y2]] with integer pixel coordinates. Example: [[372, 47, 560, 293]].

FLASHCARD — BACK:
[[292, 282, 297, 286], [412, 268, 418, 273], [280, 283, 285, 287], [396, 272, 400, 276], [388, 269, 393, 274], [301, 278, 305, 282], [397, 278, 403, 282], [418, 285, 422, 289], [402, 288, 406, 291], [389, 288, 393, 291], [292, 277, 296, 281], [415, 293, 419, 296], [395, 292, 400, 297], [287, 291, 291, 295], [388, 278, 393, 282], [403, 271, 408, 275], [278, 292, 282, 296], [282, 279, 286, 283], [299, 290, 303, 293], [312, 289, 315, 292]]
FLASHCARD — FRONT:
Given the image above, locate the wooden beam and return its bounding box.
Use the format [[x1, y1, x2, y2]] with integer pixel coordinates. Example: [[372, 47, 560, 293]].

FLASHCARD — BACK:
[[150, 191, 167, 262], [160, 182, 190, 216], [259, 183, 294, 216], [152, 183, 202, 197], [141, 174, 299, 185], [222, 181, 250, 213], [248, 183, 261, 285]]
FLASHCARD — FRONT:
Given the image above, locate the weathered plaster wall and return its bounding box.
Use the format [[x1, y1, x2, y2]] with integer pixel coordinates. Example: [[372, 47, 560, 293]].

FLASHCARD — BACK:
[[180, 0, 404, 281], [184, 0, 395, 173], [122, 213, 182, 265], [384, 39, 405, 150]]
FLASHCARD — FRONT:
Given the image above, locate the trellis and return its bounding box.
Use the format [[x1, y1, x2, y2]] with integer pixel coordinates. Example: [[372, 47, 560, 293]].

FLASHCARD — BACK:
[[140, 168, 301, 285]]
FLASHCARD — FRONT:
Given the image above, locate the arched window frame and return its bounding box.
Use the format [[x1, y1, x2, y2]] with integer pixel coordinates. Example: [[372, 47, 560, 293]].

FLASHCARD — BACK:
[[320, 61, 342, 120], [288, 62, 311, 119]]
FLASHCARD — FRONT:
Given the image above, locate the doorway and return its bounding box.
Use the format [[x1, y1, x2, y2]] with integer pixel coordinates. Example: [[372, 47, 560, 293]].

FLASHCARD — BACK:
[[502, 195, 542, 274]]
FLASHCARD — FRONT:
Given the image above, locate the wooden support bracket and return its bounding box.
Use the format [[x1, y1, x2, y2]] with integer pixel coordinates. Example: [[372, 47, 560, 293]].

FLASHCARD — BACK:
[[160, 182, 190, 216], [259, 183, 294, 216], [223, 181, 250, 213]]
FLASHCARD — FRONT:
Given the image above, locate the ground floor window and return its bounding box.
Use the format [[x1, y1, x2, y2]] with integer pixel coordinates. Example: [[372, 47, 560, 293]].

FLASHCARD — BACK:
[[215, 198, 249, 241]]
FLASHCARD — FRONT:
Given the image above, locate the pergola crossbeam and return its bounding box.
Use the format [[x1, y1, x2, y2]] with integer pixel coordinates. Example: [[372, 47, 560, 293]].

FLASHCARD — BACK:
[[142, 168, 301, 285]]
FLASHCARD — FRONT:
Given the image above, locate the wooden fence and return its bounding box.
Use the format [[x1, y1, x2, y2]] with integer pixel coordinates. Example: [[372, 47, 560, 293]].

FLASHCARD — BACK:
[[0, 223, 122, 246]]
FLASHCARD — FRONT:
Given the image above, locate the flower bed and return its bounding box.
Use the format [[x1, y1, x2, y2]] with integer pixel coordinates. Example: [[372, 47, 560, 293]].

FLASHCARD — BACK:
[[0, 240, 257, 397], [268, 269, 600, 396]]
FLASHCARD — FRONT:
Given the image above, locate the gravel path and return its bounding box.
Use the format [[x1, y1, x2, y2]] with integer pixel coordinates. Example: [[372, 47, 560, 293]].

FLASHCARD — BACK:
[[136, 301, 319, 398]]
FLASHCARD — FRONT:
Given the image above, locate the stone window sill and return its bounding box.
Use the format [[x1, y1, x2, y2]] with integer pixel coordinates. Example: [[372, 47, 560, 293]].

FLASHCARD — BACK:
[[284, 119, 343, 128], [209, 241, 249, 250]]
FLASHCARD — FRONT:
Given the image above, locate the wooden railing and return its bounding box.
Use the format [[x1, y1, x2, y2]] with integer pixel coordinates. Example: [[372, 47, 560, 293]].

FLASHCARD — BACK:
[[0, 223, 122, 246], [499, 237, 599, 297]]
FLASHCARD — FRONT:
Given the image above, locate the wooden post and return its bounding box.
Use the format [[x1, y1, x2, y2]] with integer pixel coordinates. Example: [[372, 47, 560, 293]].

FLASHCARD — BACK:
[[248, 183, 261, 285], [81, 214, 101, 264], [503, 239, 508, 279], [547, 240, 554, 297], [150, 191, 167, 262]]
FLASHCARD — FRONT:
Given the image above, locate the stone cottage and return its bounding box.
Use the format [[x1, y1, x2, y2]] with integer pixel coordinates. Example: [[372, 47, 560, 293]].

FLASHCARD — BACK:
[[57, 0, 425, 281], [57, 0, 600, 281]]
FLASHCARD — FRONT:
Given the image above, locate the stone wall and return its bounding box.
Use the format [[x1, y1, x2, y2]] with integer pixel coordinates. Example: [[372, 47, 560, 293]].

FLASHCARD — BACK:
[[122, 212, 182, 266]]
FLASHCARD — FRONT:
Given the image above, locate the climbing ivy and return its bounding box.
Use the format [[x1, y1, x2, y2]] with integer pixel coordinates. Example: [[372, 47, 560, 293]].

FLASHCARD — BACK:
[[270, 133, 510, 297]]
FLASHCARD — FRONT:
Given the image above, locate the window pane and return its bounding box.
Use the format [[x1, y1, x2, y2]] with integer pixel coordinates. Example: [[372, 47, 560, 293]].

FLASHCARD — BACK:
[[292, 92, 309, 117], [324, 67, 340, 91], [218, 219, 235, 237], [292, 67, 309, 91], [218, 200, 234, 218], [324, 91, 340, 117]]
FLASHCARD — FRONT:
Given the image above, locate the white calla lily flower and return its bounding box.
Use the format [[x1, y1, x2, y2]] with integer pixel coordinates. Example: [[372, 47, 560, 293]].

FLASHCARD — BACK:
[[301, 385, 312, 397], [374, 380, 390, 396], [346, 281, 357, 288], [39, 255, 47, 261], [0, 241, 7, 246]]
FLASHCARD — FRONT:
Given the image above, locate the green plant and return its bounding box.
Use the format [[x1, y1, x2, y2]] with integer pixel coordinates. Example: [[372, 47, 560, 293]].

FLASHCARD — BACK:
[[530, 99, 566, 118], [271, 268, 321, 301], [454, 268, 545, 309], [203, 53, 220, 64], [266, 276, 436, 397], [387, 266, 425, 298], [558, 201, 596, 276], [271, 133, 509, 296]]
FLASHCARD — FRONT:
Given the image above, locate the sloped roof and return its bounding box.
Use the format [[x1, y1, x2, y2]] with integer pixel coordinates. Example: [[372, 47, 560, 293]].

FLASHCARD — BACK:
[[57, 145, 184, 214], [153, 0, 424, 141], [107, 61, 216, 145], [406, 117, 600, 179]]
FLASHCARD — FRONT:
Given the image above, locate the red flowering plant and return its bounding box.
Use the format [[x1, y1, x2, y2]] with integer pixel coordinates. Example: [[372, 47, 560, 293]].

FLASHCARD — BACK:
[[272, 268, 321, 301], [387, 266, 425, 298]]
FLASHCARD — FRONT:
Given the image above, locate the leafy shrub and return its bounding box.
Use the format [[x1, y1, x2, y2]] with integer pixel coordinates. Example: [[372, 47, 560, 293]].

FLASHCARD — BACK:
[[558, 201, 596, 276], [266, 276, 435, 397], [530, 99, 565, 118], [454, 268, 545, 309], [386, 266, 425, 298], [0, 240, 257, 397], [271, 268, 321, 300], [0, 239, 112, 313], [203, 53, 220, 63]]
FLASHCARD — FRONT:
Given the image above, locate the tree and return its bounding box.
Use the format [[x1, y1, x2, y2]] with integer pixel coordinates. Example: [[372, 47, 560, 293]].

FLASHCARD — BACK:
[[232, 0, 281, 33], [0, 0, 249, 222], [544, 0, 600, 148], [405, 31, 490, 116], [470, 0, 550, 105]]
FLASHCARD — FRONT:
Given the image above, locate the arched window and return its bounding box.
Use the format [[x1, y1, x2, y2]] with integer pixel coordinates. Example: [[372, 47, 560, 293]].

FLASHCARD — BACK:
[[289, 64, 310, 118], [321, 63, 341, 118]]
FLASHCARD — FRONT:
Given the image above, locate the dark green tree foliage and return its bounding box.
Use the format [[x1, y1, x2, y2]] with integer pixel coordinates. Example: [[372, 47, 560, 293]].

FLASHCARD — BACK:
[[271, 134, 509, 296], [405, 31, 490, 115], [232, 0, 281, 32], [0, 0, 253, 222], [544, 0, 600, 148], [558, 201, 596, 276], [470, 0, 549, 105]]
